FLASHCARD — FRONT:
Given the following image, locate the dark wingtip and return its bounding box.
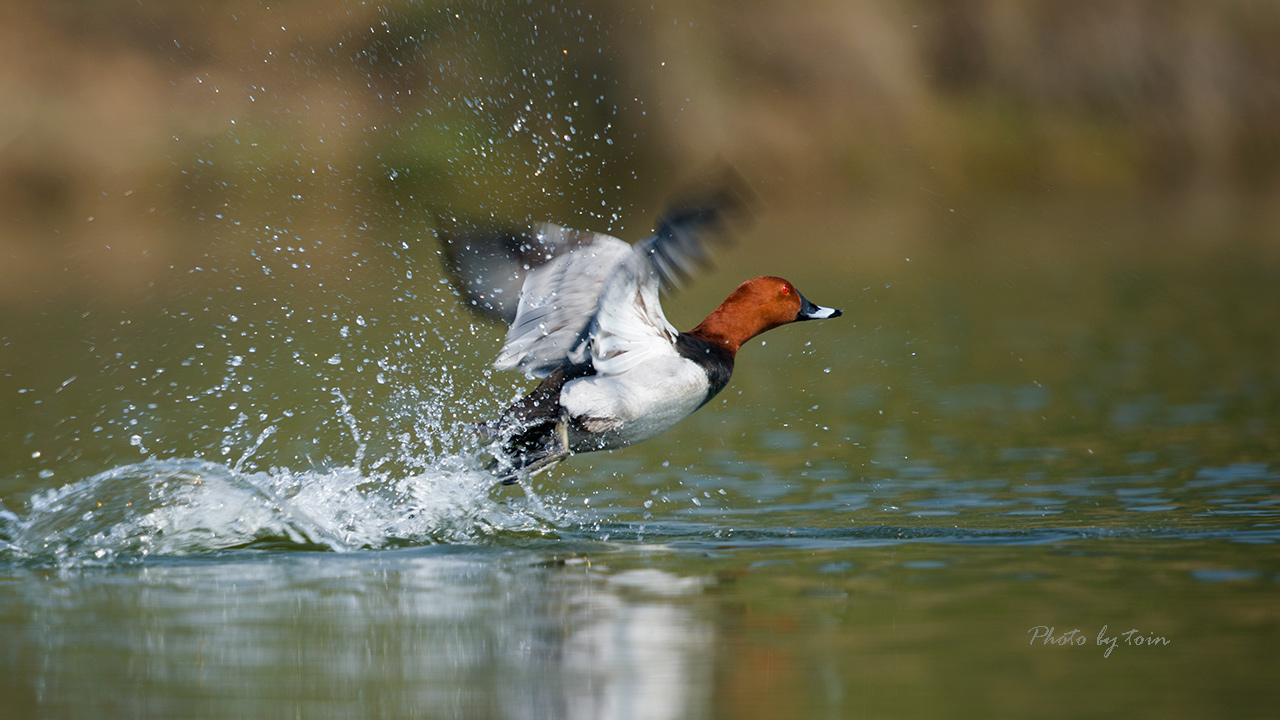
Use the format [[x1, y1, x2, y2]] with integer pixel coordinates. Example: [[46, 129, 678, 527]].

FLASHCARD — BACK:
[[655, 166, 757, 239], [433, 217, 596, 325], [646, 167, 757, 290]]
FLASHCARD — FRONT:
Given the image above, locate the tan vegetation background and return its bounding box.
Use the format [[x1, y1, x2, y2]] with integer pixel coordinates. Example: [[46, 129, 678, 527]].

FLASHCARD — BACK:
[[3, 0, 1279, 308]]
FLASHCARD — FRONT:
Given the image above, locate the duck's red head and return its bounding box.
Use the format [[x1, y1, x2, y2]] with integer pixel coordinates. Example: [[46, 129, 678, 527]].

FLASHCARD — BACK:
[[688, 276, 841, 354]]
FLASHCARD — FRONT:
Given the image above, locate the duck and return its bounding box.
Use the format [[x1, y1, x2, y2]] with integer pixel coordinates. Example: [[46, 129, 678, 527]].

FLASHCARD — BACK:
[[437, 179, 841, 484]]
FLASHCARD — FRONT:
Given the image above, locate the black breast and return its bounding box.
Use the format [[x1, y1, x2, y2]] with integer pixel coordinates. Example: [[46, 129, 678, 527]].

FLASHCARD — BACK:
[[674, 333, 735, 408]]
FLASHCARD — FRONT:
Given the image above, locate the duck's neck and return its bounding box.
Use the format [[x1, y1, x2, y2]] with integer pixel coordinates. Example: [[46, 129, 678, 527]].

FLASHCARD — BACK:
[[688, 319, 742, 355], [688, 300, 766, 355]]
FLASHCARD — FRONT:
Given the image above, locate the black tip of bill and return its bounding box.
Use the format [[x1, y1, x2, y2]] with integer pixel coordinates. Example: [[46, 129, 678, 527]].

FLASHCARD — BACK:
[[797, 292, 843, 321]]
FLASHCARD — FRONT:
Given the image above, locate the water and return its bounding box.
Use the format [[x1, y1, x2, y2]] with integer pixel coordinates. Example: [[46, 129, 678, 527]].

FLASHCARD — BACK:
[[4, 235, 1278, 718], [4, 1, 1280, 718]]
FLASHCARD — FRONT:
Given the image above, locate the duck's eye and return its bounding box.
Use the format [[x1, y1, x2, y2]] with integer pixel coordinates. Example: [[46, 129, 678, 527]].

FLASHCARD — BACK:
[[780, 286, 790, 295]]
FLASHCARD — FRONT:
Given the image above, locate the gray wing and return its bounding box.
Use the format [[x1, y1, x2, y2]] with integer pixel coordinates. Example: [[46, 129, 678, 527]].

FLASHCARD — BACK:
[[437, 171, 753, 378], [585, 249, 682, 378], [634, 177, 751, 291], [493, 234, 634, 376], [436, 220, 599, 324]]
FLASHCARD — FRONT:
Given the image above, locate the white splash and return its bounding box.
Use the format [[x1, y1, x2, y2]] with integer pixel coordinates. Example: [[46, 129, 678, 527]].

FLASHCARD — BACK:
[[2, 455, 574, 566]]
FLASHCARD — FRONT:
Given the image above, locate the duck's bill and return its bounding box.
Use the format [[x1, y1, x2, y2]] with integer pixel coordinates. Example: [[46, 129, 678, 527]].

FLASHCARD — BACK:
[[797, 293, 842, 320]]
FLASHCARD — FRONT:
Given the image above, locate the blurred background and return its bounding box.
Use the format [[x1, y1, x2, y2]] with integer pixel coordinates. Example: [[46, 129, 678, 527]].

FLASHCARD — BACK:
[[3, 0, 1278, 308], [5, 0, 1280, 484]]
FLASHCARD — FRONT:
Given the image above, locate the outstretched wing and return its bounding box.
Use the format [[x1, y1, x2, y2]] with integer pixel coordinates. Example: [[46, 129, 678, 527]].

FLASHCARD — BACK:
[[437, 170, 753, 378], [585, 177, 752, 375], [636, 177, 751, 291], [584, 250, 682, 377], [435, 220, 600, 324], [494, 233, 634, 376]]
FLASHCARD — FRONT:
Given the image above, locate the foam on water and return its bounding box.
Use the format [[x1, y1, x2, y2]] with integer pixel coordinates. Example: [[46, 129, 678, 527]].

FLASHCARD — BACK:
[[0, 454, 575, 566]]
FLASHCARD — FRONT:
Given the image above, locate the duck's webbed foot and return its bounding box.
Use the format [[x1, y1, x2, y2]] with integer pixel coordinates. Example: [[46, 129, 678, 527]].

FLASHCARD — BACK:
[[492, 414, 570, 485], [478, 364, 586, 485]]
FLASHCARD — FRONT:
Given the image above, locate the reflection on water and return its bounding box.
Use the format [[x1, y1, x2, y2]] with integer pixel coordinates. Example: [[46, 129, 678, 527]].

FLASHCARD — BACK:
[[2, 553, 711, 720], [3, 534, 1276, 719]]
